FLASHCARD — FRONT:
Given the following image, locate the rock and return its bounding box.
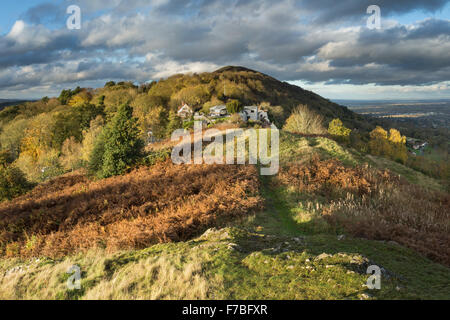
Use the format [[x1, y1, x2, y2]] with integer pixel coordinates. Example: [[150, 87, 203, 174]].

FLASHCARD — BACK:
[[360, 293, 371, 300], [200, 228, 231, 241], [315, 253, 331, 261], [337, 235, 345, 241]]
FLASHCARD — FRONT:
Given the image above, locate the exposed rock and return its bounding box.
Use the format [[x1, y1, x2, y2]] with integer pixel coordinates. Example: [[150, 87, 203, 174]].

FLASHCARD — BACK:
[[315, 253, 331, 261]]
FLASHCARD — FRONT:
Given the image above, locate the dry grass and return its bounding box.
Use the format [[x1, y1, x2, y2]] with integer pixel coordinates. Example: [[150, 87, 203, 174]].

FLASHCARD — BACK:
[[0, 248, 219, 300], [278, 154, 394, 197], [0, 161, 262, 258], [83, 254, 214, 300], [278, 155, 450, 266]]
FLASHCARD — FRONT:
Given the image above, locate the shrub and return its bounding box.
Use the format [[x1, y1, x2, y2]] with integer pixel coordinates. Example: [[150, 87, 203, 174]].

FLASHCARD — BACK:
[[283, 105, 326, 135], [0, 165, 32, 201]]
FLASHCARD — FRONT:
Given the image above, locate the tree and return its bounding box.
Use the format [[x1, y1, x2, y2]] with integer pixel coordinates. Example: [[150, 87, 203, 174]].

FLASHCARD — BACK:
[[166, 111, 183, 137], [58, 87, 81, 105], [0, 118, 29, 159], [388, 128, 406, 145], [60, 137, 82, 171], [68, 91, 92, 107], [51, 104, 104, 149], [150, 107, 169, 139], [369, 126, 390, 156], [226, 99, 243, 114], [92, 104, 144, 178], [88, 129, 106, 176], [0, 165, 32, 202], [368, 126, 408, 164], [328, 118, 351, 142], [103, 89, 135, 115], [283, 105, 326, 135], [81, 116, 104, 164], [388, 128, 408, 164]]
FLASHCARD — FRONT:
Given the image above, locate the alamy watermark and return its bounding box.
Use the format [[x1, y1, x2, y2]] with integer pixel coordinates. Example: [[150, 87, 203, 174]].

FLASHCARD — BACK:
[[66, 5, 81, 30], [367, 5, 381, 30], [171, 121, 279, 176], [67, 264, 81, 290], [64, 4, 381, 31], [366, 265, 381, 290]]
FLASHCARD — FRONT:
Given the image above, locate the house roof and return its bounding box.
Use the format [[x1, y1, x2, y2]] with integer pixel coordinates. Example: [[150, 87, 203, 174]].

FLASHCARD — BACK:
[[178, 103, 193, 113], [210, 104, 227, 111]]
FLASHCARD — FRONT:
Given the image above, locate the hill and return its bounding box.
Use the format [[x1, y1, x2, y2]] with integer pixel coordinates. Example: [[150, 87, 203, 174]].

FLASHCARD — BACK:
[[0, 132, 448, 300], [145, 66, 364, 128], [0, 67, 448, 300]]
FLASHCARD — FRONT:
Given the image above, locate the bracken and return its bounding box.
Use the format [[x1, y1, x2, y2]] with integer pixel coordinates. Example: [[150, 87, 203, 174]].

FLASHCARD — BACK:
[[0, 161, 262, 258]]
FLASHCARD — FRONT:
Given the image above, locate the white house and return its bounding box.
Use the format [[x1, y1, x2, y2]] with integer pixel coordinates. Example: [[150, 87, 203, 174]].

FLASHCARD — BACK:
[[258, 110, 270, 123], [242, 106, 259, 121], [209, 105, 228, 118], [239, 106, 270, 123], [177, 103, 193, 119]]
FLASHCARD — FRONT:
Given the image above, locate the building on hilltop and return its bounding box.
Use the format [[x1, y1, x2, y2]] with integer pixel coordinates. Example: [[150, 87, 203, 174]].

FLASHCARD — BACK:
[[209, 104, 228, 118], [239, 106, 270, 124], [177, 103, 194, 119]]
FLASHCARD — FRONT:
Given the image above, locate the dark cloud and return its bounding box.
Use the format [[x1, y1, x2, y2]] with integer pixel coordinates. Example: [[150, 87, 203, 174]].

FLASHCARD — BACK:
[[298, 0, 449, 24], [0, 0, 449, 96]]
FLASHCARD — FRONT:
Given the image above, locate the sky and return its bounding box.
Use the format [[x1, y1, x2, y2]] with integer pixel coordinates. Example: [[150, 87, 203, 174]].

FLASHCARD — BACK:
[[0, 0, 449, 100]]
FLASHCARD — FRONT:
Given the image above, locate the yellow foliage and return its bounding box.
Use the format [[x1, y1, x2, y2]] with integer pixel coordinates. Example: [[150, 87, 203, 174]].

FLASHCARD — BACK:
[[68, 91, 92, 107]]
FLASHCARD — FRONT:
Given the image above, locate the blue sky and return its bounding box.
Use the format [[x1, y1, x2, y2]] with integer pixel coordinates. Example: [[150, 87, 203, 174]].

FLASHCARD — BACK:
[[0, 0, 449, 100]]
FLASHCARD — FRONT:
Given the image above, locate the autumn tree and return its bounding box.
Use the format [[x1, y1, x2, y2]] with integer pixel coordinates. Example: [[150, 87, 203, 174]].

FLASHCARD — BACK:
[[328, 118, 351, 142], [68, 90, 92, 107], [60, 137, 82, 171], [81, 116, 104, 164], [369, 126, 407, 164], [388, 128, 408, 163]]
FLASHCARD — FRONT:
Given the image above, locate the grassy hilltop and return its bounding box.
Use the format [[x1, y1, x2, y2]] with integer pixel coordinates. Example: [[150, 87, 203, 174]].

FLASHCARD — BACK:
[[0, 67, 448, 300]]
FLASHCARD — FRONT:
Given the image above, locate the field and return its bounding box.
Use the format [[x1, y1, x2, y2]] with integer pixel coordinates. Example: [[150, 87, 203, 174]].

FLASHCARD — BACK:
[[340, 99, 450, 130]]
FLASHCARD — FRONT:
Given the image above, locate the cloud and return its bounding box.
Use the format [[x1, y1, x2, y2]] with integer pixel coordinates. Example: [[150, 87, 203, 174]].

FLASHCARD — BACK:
[[0, 0, 449, 98]]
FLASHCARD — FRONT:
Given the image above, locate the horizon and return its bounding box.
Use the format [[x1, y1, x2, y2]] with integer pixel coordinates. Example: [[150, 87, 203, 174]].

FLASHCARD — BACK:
[[0, 1, 449, 100]]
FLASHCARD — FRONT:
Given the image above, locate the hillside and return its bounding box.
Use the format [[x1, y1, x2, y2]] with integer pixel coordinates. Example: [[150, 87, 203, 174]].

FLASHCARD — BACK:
[[146, 66, 363, 128], [0, 67, 448, 300], [0, 131, 449, 300]]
